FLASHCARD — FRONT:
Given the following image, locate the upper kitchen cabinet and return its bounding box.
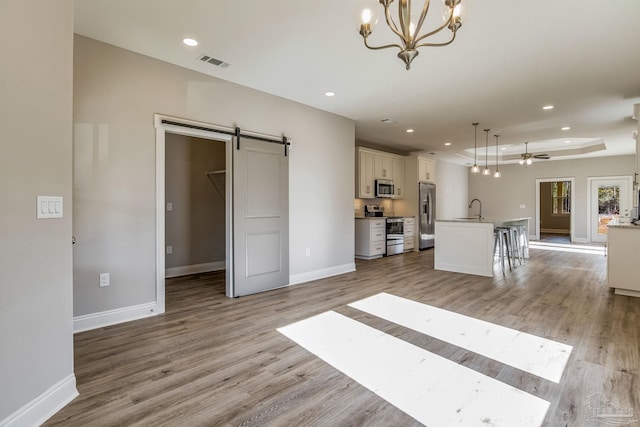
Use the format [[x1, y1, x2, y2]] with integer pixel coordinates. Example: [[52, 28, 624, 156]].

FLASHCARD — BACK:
[[357, 148, 375, 198], [418, 157, 437, 184], [374, 155, 393, 180], [356, 147, 406, 199], [393, 158, 405, 198]]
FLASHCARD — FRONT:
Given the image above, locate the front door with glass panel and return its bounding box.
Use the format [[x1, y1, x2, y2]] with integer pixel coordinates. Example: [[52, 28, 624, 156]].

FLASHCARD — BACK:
[[590, 177, 632, 243]]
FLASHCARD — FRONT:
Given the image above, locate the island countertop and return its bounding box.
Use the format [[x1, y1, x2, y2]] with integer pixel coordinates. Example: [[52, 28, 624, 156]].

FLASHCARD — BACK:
[[607, 222, 640, 230], [437, 217, 531, 226]]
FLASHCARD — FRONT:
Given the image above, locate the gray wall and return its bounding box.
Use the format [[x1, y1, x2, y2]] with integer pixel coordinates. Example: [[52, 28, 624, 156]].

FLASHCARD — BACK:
[[540, 182, 570, 232], [165, 135, 226, 268], [468, 155, 635, 240], [436, 160, 469, 220], [73, 35, 355, 316], [0, 0, 75, 420]]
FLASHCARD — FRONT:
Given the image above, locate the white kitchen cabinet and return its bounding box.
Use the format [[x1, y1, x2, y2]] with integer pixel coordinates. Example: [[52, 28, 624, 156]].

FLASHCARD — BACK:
[[355, 218, 386, 259], [418, 157, 436, 183], [357, 149, 375, 198], [374, 155, 393, 180], [356, 147, 406, 200], [607, 225, 640, 297], [393, 158, 405, 199], [403, 217, 415, 251]]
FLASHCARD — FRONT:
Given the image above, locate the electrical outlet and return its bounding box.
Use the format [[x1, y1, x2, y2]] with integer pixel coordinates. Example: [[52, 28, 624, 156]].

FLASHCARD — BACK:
[[99, 273, 110, 287], [305, 248, 311, 257], [166, 245, 173, 254], [520, 204, 526, 209], [167, 202, 173, 211]]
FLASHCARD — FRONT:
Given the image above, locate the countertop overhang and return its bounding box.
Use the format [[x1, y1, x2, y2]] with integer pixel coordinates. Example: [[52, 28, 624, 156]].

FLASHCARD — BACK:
[[437, 217, 531, 226]]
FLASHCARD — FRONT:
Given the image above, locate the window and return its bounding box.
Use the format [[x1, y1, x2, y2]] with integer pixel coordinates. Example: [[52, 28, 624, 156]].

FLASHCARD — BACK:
[[552, 181, 571, 214]]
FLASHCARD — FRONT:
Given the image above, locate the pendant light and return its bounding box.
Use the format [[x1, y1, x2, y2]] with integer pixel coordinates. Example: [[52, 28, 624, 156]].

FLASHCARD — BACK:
[[471, 122, 480, 173], [482, 128, 491, 175], [494, 134, 501, 178]]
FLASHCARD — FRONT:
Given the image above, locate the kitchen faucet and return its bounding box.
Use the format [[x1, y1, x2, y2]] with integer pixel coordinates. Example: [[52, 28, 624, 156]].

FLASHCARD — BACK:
[[469, 198, 482, 220]]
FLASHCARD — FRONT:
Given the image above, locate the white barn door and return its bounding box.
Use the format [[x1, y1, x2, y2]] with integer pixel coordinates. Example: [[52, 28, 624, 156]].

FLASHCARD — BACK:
[[232, 138, 289, 297]]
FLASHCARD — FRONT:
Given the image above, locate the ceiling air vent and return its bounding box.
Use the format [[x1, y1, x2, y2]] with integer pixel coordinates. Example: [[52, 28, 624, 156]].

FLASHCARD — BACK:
[[198, 54, 230, 68]]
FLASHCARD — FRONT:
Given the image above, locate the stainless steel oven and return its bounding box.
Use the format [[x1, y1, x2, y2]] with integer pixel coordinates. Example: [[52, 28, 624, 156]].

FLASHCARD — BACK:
[[385, 217, 404, 256]]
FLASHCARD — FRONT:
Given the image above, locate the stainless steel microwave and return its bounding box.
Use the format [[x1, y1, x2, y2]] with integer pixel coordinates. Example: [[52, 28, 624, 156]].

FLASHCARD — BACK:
[[375, 179, 395, 198]]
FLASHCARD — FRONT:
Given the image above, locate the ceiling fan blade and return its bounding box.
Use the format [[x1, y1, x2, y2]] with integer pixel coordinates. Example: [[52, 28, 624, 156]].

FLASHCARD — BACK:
[[533, 153, 550, 159]]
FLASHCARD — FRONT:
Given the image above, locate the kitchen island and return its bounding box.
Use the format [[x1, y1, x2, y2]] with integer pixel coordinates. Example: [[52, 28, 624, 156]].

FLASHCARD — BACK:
[[434, 218, 530, 277], [607, 223, 640, 297]]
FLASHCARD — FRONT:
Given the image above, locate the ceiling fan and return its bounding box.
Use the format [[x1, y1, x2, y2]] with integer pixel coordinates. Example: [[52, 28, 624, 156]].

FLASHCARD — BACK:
[[519, 142, 550, 165]]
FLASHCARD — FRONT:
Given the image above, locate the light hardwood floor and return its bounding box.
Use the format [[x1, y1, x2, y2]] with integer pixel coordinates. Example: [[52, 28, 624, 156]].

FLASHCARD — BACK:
[[46, 246, 639, 426]]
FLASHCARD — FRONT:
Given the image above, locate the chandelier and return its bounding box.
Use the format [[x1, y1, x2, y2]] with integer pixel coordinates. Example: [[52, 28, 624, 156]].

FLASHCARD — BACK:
[[357, 0, 467, 70]]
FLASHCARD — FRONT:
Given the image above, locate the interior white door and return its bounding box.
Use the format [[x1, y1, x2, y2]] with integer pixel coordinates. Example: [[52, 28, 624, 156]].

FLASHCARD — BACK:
[[590, 177, 632, 243], [232, 138, 289, 297]]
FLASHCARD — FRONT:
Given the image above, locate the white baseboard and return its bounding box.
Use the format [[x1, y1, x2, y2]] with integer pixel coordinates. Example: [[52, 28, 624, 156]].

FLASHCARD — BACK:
[[540, 228, 570, 234], [0, 374, 78, 427], [289, 263, 356, 286], [573, 237, 589, 243], [165, 261, 225, 278], [73, 302, 158, 333], [614, 288, 640, 298]]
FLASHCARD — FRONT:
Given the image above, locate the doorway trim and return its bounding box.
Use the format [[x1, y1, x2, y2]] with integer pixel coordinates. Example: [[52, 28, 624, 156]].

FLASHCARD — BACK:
[[586, 175, 633, 243], [535, 177, 575, 241], [154, 114, 233, 313]]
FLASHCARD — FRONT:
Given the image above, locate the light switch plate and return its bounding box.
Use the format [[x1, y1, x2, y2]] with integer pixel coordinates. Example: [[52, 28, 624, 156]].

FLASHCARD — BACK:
[[37, 196, 63, 219]]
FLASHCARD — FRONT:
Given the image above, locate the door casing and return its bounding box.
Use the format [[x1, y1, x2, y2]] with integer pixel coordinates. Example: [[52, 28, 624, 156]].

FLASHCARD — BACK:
[[155, 115, 234, 312], [587, 176, 633, 243], [535, 177, 575, 241]]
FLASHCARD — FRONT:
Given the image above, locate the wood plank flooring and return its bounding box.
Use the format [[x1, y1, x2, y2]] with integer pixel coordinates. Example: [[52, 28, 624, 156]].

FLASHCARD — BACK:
[[45, 246, 639, 426]]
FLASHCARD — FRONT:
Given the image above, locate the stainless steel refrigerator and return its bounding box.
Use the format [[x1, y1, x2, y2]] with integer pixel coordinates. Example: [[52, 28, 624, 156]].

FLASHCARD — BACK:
[[419, 181, 436, 249]]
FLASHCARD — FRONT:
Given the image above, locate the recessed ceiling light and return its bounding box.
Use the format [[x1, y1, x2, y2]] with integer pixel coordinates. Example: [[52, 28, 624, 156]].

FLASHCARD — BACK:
[[543, 105, 554, 110], [444, 142, 452, 146], [325, 92, 335, 97], [565, 140, 571, 143], [561, 126, 571, 131], [182, 38, 198, 47], [406, 129, 414, 133]]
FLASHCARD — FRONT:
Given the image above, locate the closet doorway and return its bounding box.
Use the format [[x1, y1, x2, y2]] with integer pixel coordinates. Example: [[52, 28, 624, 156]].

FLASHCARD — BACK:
[[154, 115, 290, 312], [164, 133, 226, 281]]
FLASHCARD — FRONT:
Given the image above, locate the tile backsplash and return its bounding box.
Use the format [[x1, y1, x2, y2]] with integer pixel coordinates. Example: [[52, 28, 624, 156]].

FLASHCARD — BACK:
[[354, 198, 395, 217]]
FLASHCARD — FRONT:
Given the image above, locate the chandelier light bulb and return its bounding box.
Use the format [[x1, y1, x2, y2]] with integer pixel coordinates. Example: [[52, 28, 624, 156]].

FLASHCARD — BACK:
[[519, 159, 525, 165], [471, 164, 480, 173], [361, 8, 373, 24], [526, 158, 533, 165], [494, 170, 501, 178], [483, 167, 490, 176]]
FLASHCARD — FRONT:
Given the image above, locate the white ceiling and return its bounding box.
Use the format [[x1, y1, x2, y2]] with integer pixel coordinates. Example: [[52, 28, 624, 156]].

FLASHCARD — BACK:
[[73, 0, 640, 165]]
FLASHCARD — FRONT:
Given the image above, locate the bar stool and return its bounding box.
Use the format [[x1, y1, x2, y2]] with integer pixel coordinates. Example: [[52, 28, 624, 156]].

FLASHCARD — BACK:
[[514, 225, 529, 260], [507, 226, 523, 266], [494, 227, 512, 274]]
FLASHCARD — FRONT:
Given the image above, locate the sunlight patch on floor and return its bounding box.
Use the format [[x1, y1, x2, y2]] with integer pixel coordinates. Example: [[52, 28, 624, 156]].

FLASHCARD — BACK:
[[278, 310, 549, 427], [529, 241, 606, 255], [350, 293, 572, 383]]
